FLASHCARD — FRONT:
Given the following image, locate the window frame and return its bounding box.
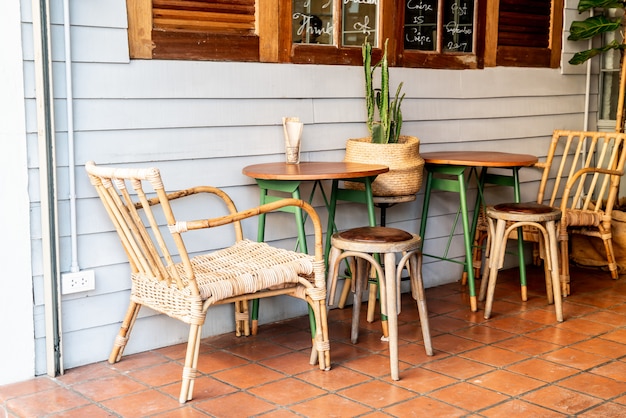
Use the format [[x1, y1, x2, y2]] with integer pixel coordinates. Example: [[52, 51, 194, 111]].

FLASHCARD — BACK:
[[126, 0, 563, 69]]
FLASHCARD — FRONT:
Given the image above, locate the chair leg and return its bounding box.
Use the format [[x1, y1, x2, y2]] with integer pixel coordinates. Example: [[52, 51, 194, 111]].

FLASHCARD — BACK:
[[109, 301, 141, 364], [235, 301, 250, 337], [601, 235, 620, 280], [559, 237, 570, 296], [179, 324, 202, 403], [326, 246, 342, 306], [338, 257, 356, 309]]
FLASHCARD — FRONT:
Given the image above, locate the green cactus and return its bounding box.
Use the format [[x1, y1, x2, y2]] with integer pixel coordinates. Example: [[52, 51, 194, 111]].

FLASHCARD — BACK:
[[363, 39, 405, 144]]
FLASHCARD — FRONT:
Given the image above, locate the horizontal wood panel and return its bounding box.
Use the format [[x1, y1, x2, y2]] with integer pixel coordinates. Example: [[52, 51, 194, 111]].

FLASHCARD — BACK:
[[152, 31, 259, 61], [497, 46, 552, 67]]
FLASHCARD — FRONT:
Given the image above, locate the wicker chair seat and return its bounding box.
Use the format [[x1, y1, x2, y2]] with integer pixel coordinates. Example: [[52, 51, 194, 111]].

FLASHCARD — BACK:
[[188, 239, 319, 301], [130, 239, 322, 325]]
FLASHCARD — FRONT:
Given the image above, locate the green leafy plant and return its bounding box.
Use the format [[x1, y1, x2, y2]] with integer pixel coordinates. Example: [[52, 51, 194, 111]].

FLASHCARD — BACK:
[[568, 0, 625, 65], [363, 39, 405, 144]]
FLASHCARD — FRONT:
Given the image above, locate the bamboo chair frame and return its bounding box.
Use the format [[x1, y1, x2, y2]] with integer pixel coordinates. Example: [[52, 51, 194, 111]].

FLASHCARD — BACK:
[[474, 130, 626, 296], [86, 161, 330, 403]]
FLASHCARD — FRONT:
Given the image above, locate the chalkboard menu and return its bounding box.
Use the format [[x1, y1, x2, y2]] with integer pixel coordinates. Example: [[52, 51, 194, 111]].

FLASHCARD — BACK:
[[404, 0, 474, 52]]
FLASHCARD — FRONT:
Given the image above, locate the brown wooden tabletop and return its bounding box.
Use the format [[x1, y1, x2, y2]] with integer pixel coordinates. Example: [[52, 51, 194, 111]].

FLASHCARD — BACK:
[[421, 151, 538, 168], [242, 161, 389, 181]]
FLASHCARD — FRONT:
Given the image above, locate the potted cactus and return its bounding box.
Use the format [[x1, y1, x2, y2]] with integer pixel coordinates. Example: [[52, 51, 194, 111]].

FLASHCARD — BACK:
[[364, 39, 405, 144], [344, 39, 424, 197]]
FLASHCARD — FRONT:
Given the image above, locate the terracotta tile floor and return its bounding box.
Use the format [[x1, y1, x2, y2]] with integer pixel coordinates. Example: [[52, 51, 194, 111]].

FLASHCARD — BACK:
[[3, 265, 626, 417]]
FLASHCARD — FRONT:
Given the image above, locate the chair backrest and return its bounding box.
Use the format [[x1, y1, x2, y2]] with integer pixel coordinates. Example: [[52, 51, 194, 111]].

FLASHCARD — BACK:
[[536, 130, 626, 218], [86, 161, 198, 294]]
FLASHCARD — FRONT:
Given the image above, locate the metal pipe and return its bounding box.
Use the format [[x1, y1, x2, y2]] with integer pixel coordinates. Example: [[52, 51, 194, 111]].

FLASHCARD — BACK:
[[63, 0, 79, 273], [31, 0, 63, 377]]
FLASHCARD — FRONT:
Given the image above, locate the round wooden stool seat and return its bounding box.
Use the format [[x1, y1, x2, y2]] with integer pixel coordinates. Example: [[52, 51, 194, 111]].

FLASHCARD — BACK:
[[488, 202, 561, 222], [331, 226, 421, 253], [327, 226, 432, 381], [481, 203, 564, 322]]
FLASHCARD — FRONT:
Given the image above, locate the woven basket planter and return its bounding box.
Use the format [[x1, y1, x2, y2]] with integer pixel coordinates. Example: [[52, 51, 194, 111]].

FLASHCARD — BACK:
[[343, 135, 425, 197]]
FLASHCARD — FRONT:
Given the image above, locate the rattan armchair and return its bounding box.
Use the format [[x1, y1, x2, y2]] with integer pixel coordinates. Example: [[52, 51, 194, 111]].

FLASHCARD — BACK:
[[85, 161, 330, 403], [476, 130, 626, 298]]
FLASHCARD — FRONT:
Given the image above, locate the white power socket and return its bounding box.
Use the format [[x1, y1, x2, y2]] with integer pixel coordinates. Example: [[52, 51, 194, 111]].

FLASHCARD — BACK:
[[61, 270, 96, 294]]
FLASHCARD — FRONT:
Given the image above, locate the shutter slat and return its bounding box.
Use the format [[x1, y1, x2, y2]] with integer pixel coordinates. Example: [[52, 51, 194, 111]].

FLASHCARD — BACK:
[[153, 0, 255, 34]]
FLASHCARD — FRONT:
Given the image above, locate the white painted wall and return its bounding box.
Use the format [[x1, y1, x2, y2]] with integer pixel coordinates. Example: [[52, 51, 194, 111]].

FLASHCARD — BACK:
[[7, 0, 601, 381], [0, 0, 36, 384]]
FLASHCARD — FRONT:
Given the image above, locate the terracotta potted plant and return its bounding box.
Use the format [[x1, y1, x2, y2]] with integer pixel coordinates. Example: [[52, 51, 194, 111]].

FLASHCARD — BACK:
[[344, 39, 424, 197]]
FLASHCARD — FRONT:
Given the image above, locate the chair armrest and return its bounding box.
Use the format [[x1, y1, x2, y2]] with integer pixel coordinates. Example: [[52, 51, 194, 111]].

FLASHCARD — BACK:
[[175, 198, 324, 261], [138, 185, 244, 240], [560, 166, 624, 212]]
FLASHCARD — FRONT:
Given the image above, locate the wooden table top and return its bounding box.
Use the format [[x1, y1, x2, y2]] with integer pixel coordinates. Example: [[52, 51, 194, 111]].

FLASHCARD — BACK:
[[242, 161, 389, 181], [422, 151, 538, 168]]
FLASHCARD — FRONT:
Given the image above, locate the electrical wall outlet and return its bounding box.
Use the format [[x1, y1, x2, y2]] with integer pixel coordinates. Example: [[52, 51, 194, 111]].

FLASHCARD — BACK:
[[61, 270, 95, 294]]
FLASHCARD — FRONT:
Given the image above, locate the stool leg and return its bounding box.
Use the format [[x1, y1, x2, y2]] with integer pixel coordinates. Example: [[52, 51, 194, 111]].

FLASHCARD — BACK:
[[484, 219, 507, 319], [478, 218, 494, 302], [546, 220, 564, 322], [351, 257, 368, 344], [538, 238, 554, 305], [383, 252, 400, 380], [407, 251, 433, 356]]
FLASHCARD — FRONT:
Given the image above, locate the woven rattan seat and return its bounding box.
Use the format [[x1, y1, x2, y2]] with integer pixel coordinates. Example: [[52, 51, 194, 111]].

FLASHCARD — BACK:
[[327, 226, 433, 380], [480, 203, 563, 321], [86, 162, 330, 403]]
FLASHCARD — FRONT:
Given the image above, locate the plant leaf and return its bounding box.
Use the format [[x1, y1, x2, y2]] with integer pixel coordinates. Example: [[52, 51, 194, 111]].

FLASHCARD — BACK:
[[577, 0, 624, 13], [568, 15, 621, 41], [568, 39, 624, 64]]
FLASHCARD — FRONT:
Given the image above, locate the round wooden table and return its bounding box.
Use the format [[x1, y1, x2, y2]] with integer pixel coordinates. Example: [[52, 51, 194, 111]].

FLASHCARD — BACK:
[[419, 151, 538, 312], [242, 161, 389, 256]]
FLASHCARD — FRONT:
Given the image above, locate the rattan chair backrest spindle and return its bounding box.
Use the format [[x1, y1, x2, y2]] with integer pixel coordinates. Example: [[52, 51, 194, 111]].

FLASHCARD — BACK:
[[537, 130, 626, 217], [87, 164, 201, 294]]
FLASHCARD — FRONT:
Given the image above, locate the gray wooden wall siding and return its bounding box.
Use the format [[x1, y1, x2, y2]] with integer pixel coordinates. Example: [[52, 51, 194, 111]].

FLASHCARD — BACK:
[[18, 0, 595, 375]]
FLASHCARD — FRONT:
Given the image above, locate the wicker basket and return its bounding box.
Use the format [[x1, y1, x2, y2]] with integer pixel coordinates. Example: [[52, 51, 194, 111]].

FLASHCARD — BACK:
[[343, 135, 424, 197]]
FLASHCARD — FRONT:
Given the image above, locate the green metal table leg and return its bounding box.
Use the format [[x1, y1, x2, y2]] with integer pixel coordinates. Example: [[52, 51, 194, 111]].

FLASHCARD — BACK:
[[419, 165, 477, 311], [477, 167, 527, 299], [252, 179, 307, 334]]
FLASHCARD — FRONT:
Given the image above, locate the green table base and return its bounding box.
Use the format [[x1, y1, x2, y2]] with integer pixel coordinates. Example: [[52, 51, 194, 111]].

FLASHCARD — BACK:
[[419, 164, 526, 312]]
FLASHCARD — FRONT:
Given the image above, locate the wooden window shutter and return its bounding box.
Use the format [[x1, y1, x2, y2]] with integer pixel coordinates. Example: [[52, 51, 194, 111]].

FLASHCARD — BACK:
[[484, 0, 562, 68], [496, 0, 563, 67], [127, 0, 262, 61]]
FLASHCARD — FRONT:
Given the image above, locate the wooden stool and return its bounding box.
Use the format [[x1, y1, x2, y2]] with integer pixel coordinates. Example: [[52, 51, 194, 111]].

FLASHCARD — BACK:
[[327, 226, 433, 380], [337, 194, 417, 321], [480, 203, 563, 322]]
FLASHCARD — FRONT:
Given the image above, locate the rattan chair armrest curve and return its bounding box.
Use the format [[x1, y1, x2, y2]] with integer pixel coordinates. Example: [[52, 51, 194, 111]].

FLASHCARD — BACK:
[[183, 198, 324, 261], [138, 186, 244, 239]]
